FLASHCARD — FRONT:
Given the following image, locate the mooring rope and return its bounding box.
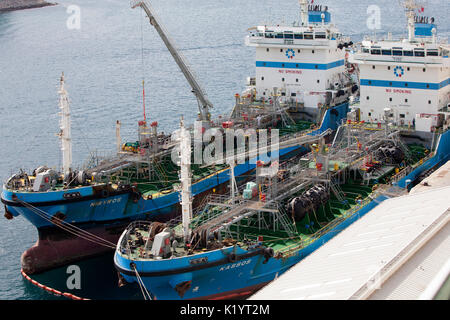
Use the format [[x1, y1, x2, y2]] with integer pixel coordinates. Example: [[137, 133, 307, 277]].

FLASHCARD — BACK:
[[132, 264, 152, 300], [17, 199, 117, 249]]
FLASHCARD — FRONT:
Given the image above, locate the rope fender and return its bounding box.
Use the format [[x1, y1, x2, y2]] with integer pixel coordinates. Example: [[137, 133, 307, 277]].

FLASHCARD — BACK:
[[21, 269, 89, 300]]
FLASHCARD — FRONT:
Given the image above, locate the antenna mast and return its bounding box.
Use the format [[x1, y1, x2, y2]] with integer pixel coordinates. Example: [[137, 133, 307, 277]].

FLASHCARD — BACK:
[[299, 0, 309, 26], [58, 72, 72, 178]]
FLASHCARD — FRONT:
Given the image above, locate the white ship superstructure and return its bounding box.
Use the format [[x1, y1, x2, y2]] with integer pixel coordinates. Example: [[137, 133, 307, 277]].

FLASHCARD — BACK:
[[245, 0, 354, 114], [350, 0, 450, 132]]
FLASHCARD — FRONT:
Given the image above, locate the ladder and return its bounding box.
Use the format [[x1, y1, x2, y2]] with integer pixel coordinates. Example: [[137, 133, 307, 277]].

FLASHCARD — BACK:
[[329, 178, 346, 203], [276, 205, 298, 238]]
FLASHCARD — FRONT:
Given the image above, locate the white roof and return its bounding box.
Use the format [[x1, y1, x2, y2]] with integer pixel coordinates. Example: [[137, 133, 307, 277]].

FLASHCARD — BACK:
[[250, 186, 450, 300]]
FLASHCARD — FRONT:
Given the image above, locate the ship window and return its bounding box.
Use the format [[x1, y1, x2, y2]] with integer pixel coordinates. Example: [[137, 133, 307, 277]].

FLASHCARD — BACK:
[[366, 96, 370, 100], [265, 32, 274, 38], [317, 80, 320, 83], [389, 97, 392, 102], [405, 99, 408, 103], [389, 82, 392, 86], [372, 65, 376, 69], [392, 50, 403, 56], [315, 65, 318, 69], [291, 93, 297, 96], [281, 92, 286, 96], [304, 33, 313, 39], [370, 49, 381, 55], [312, 50, 315, 54], [294, 33, 303, 39], [387, 66, 391, 70], [426, 84, 430, 88], [296, 64, 299, 68], [266, 48, 269, 52], [263, 62, 267, 66], [280, 49, 283, 52], [284, 33, 294, 39], [261, 77, 264, 80], [414, 50, 425, 57], [282, 63, 285, 67], [400, 114, 405, 118], [428, 100, 431, 104], [368, 80, 372, 85], [275, 33, 284, 39], [263, 92, 266, 95], [403, 50, 413, 56], [382, 49, 392, 55], [405, 83, 408, 87], [368, 112, 372, 116], [362, 47, 370, 53], [427, 50, 438, 56], [315, 33, 326, 39], [297, 49, 301, 53], [423, 68, 426, 72], [407, 67, 410, 71], [282, 78, 285, 82]]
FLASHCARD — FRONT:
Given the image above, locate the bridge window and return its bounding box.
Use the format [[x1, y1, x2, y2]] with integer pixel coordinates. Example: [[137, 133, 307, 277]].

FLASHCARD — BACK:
[[265, 33, 274, 38], [370, 49, 381, 55], [414, 50, 425, 57], [291, 93, 297, 96], [275, 33, 284, 39], [382, 49, 392, 55], [315, 33, 326, 39], [403, 50, 413, 56], [304, 33, 313, 40], [362, 47, 370, 53], [294, 33, 303, 39], [427, 50, 439, 56], [392, 50, 403, 56], [284, 33, 294, 39]]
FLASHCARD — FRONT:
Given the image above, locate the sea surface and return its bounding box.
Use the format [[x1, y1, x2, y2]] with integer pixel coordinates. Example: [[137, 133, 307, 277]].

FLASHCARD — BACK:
[[0, 0, 448, 300]]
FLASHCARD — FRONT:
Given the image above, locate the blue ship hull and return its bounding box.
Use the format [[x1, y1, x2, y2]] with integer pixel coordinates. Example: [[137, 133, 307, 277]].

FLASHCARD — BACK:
[[1, 103, 349, 273], [114, 195, 389, 300]]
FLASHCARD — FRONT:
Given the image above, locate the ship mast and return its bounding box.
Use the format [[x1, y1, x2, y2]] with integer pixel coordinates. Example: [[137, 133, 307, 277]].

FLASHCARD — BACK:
[[58, 72, 72, 178], [178, 117, 193, 243], [299, 0, 309, 26]]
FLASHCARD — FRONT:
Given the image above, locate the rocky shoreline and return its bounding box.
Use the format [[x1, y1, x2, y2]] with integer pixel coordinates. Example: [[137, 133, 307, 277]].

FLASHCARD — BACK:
[[0, 0, 56, 12]]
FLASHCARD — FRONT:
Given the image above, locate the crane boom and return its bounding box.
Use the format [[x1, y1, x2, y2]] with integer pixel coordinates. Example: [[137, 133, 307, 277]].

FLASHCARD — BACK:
[[131, 0, 213, 122]]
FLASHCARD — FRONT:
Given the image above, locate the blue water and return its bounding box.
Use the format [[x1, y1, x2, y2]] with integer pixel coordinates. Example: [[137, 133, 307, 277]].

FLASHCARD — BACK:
[[0, 0, 448, 300]]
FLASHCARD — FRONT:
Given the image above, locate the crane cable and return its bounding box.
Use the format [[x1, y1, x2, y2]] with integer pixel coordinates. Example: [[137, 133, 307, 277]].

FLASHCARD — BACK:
[[140, 7, 147, 122]]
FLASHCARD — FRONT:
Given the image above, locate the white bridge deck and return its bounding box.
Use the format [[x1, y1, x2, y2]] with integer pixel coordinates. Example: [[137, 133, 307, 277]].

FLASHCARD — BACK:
[[250, 171, 450, 300]]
